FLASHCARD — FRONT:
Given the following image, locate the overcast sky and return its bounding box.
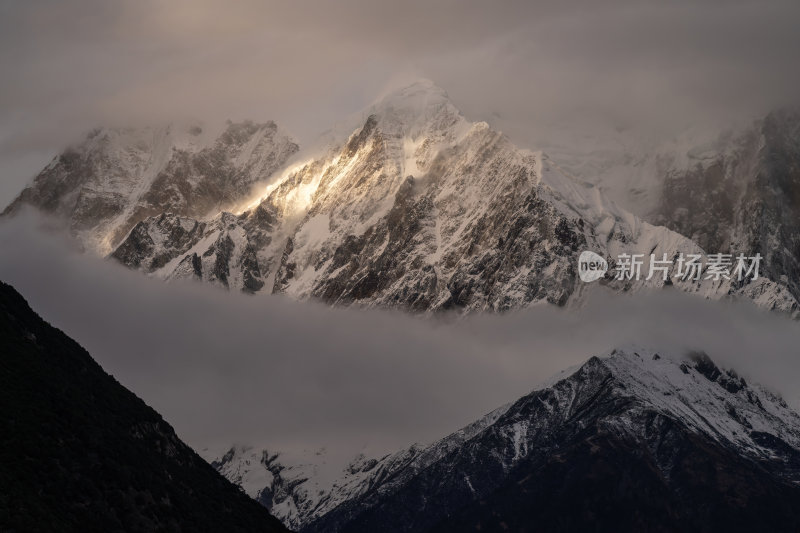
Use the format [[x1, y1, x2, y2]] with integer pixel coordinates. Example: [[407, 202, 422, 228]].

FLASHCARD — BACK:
[[2, 0, 800, 206], [2, 213, 800, 463]]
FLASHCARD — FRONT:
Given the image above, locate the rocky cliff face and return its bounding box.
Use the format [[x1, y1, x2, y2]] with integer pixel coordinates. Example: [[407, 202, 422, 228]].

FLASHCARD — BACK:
[[653, 109, 800, 306], [213, 348, 800, 532], [4, 120, 298, 254]]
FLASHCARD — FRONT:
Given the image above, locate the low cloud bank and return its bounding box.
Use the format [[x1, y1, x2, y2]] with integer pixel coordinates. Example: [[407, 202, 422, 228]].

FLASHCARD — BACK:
[[1, 213, 798, 460]]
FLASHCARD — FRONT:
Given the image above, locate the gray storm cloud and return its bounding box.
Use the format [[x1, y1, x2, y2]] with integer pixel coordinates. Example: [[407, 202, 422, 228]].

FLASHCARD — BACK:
[[2, 0, 800, 205], [1, 212, 799, 459]]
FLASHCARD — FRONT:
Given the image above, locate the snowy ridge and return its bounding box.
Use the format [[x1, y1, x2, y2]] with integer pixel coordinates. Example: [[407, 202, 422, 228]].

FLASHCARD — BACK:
[[599, 347, 800, 473]]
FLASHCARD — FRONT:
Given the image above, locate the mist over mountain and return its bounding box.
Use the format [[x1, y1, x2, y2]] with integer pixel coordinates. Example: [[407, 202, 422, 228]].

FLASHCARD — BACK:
[[3, 2, 800, 529], [3, 0, 800, 208]]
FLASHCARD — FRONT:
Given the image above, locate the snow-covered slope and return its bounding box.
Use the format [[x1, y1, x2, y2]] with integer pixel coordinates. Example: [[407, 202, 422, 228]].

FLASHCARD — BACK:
[[99, 81, 796, 313], [4, 120, 298, 254], [213, 347, 800, 531]]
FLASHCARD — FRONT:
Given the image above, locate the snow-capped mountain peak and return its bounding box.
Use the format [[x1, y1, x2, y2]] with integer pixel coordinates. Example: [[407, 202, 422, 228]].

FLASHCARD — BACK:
[[102, 93, 796, 313], [213, 347, 800, 531], [6, 83, 798, 315], [365, 79, 470, 139]]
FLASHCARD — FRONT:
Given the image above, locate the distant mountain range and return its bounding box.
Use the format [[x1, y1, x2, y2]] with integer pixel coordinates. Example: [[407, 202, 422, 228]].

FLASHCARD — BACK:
[[0, 280, 288, 532], [4, 81, 798, 314]]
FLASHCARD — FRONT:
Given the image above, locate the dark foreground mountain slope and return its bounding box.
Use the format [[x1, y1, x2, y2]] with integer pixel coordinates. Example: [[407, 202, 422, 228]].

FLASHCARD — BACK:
[[0, 281, 288, 533]]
